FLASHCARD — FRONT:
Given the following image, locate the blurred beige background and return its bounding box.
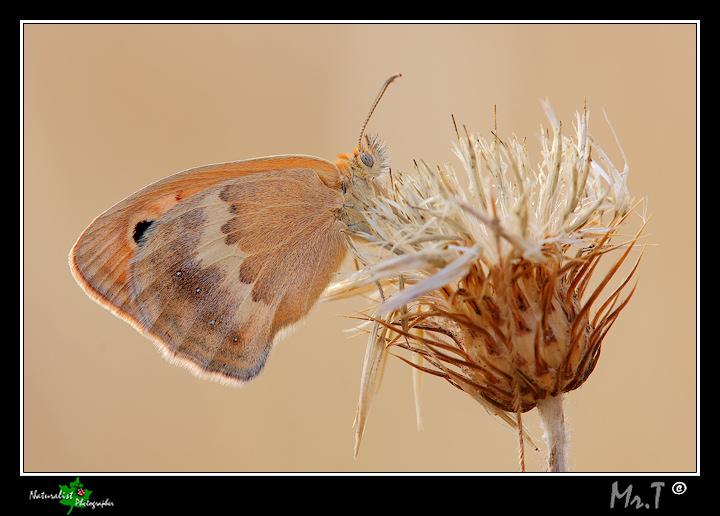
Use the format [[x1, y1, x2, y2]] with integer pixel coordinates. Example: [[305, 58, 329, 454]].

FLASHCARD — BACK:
[[22, 23, 697, 472]]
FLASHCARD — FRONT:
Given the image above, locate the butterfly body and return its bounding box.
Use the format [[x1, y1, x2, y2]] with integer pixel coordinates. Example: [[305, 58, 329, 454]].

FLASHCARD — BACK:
[[70, 136, 390, 385]]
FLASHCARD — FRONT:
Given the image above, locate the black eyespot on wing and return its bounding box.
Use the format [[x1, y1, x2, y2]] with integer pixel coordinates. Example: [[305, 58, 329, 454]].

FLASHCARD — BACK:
[[133, 220, 155, 246]]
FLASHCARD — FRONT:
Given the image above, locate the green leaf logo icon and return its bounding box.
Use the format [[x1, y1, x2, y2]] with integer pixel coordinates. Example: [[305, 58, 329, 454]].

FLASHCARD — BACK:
[[58, 477, 92, 514]]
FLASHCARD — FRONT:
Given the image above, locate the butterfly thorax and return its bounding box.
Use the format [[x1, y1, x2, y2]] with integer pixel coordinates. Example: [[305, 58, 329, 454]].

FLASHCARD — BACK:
[[335, 134, 391, 235]]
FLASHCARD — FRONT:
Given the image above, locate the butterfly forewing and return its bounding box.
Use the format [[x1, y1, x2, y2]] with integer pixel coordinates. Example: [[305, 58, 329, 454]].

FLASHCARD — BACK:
[[70, 158, 348, 384]]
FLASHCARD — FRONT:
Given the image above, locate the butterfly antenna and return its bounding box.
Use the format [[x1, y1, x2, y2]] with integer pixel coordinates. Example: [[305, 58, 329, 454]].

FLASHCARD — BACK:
[[358, 73, 402, 149]]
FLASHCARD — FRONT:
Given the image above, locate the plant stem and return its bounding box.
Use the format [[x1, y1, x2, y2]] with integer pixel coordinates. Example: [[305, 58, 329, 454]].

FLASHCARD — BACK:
[[537, 394, 569, 472]]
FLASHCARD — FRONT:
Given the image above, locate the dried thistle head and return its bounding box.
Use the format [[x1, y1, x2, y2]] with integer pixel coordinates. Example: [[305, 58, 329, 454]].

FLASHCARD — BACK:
[[326, 101, 646, 465]]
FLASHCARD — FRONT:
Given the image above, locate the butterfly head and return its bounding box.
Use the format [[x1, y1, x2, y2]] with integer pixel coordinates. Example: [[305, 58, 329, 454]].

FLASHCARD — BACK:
[[355, 133, 391, 177], [334, 133, 390, 185]]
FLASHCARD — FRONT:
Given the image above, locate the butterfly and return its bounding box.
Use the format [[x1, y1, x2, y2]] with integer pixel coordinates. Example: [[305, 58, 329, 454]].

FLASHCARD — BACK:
[[69, 74, 400, 386]]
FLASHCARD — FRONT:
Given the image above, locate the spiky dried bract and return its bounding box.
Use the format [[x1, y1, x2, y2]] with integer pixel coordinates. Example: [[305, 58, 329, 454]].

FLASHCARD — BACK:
[[326, 102, 644, 457]]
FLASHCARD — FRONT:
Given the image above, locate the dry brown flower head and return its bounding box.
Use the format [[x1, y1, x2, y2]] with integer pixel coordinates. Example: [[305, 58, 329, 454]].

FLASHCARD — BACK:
[[326, 100, 646, 469]]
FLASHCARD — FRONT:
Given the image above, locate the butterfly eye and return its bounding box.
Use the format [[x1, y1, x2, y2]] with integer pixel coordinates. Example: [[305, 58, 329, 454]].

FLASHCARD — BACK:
[[359, 152, 374, 168]]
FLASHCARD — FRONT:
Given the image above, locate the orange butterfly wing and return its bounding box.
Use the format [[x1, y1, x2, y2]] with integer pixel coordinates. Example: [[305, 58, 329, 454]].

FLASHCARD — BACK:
[[70, 156, 348, 384]]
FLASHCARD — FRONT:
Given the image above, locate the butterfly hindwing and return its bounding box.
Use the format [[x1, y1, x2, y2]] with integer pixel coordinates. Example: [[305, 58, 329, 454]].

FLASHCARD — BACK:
[[70, 157, 348, 384]]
